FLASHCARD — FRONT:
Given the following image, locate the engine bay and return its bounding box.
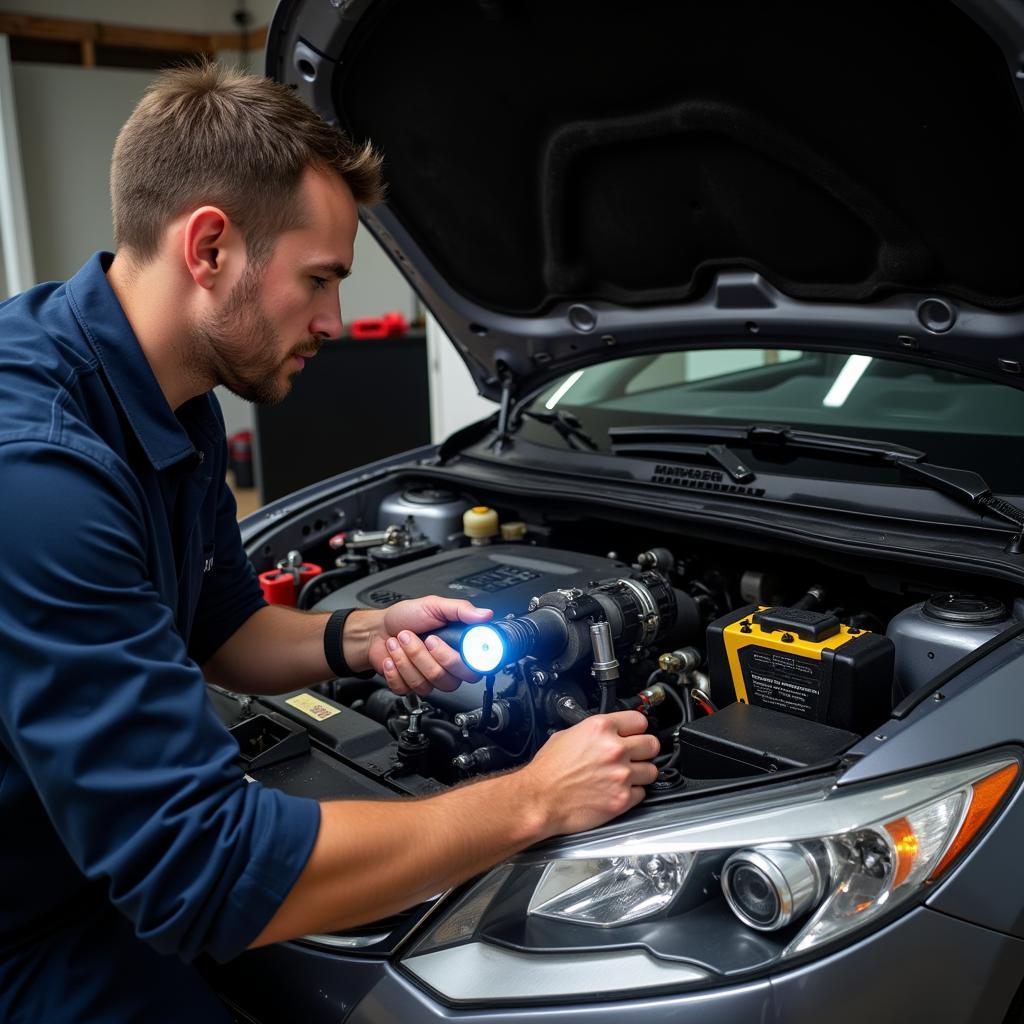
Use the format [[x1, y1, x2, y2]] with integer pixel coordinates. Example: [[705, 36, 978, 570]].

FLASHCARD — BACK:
[[215, 481, 1024, 802]]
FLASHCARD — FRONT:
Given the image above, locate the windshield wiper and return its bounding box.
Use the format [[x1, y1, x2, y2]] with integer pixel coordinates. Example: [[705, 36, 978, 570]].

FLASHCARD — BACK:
[[609, 423, 927, 463], [609, 423, 1024, 551], [608, 433, 755, 483], [522, 409, 599, 451]]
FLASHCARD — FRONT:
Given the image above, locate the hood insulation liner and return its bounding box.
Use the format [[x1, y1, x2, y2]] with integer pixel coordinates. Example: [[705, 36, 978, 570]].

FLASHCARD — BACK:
[[335, 0, 1024, 316]]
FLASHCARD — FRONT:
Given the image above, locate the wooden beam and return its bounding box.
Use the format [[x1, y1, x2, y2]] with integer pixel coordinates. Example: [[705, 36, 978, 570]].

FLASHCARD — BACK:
[[0, 12, 269, 58], [0, 13, 96, 42], [80, 37, 95, 67], [97, 24, 215, 53], [209, 26, 268, 51]]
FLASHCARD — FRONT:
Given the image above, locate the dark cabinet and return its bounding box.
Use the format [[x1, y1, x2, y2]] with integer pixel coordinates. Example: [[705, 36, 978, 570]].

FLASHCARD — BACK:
[[254, 333, 430, 503]]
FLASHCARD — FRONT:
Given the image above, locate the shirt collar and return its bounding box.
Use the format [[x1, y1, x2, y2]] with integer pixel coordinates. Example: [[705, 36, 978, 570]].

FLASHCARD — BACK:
[[66, 252, 209, 471]]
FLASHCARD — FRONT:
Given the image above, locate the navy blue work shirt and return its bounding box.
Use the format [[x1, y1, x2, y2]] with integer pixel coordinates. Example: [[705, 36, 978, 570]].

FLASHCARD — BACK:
[[0, 253, 321, 1023]]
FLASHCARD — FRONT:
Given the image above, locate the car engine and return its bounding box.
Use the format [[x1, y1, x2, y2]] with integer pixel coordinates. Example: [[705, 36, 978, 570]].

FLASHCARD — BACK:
[[219, 483, 1024, 799]]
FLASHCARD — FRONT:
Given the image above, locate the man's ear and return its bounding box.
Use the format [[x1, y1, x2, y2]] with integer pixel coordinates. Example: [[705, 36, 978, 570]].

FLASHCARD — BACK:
[[183, 206, 241, 291]]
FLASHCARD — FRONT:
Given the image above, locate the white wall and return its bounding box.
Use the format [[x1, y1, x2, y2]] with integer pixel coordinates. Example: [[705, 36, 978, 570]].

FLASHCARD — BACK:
[[12, 62, 152, 282], [426, 314, 494, 442]]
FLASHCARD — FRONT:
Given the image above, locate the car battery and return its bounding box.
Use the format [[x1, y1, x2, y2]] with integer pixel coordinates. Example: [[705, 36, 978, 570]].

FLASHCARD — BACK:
[[680, 701, 858, 779], [706, 604, 894, 733]]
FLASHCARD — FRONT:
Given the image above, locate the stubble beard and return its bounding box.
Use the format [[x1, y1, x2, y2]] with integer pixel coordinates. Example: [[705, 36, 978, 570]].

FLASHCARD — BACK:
[[190, 264, 317, 406]]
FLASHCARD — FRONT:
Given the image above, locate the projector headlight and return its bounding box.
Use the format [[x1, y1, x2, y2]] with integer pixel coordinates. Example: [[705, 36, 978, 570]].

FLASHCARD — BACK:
[[721, 842, 828, 931], [401, 754, 1018, 1005]]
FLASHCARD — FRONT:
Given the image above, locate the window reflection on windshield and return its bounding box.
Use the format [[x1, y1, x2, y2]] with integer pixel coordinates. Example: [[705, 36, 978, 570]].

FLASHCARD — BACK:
[[536, 349, 1024, 436], [527, 348, 1024, 492]]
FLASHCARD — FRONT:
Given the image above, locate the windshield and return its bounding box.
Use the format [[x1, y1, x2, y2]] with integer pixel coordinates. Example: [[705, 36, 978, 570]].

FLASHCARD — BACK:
[[523, 349, 1024, 492]]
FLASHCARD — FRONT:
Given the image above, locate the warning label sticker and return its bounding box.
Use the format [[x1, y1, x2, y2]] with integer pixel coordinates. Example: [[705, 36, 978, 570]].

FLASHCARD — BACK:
[[739, 648, 830, 720], [285, 692, 341, 722]]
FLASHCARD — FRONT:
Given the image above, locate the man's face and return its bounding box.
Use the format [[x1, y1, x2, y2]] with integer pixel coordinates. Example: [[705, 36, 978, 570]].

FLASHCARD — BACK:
[[195, 167, 358, 405]]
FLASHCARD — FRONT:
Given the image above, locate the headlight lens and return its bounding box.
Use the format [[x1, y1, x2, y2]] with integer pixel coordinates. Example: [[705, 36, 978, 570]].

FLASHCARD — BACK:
[[402, 755, 1018, 1004], [528, 853, 693, 927]]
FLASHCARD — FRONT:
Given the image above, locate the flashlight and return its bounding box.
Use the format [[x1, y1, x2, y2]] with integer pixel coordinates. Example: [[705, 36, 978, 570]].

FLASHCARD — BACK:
[[420, 611, 568, 676], [460, 624, 507, 674]]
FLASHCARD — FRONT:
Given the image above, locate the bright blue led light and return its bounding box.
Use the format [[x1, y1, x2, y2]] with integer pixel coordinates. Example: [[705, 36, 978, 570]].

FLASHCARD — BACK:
[[460, 624, 507, 674]]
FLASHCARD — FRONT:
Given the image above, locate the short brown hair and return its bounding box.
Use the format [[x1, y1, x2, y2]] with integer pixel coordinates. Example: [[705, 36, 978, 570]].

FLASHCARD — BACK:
[[111, 61, 383, 264]]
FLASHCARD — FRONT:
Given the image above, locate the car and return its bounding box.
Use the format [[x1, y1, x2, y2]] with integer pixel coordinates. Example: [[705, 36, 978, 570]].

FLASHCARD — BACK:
[[206, 1, 1024, 1021]]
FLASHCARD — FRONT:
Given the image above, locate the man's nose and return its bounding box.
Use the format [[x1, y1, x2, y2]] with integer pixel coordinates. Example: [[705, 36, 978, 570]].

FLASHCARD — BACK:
[[310, 292, 343, 340]]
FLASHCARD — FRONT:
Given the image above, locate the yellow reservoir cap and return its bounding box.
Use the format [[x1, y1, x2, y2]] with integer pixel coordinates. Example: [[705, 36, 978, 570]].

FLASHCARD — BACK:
[[463, 505, 499, 540]]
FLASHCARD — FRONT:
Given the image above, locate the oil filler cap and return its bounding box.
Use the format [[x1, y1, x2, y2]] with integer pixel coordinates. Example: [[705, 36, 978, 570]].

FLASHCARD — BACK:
[[923, 593, 1007, 624]]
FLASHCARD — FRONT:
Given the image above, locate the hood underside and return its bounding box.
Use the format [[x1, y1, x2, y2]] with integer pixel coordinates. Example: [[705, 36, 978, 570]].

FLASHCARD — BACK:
[[268, 0, 1024, 398]]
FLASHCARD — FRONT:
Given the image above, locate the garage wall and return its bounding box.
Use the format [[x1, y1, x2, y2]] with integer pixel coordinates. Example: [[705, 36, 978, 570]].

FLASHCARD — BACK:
[[12, 62, 151, 284], [1, 0, 424, 437]]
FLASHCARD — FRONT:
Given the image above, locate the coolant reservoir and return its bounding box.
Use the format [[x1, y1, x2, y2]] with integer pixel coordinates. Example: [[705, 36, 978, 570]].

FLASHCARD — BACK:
[[463, 506, 499, 544], [887, 593, 1014, 694]]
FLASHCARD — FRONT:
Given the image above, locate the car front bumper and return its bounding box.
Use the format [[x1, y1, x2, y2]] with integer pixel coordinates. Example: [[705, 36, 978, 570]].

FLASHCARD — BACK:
[[216, 904, 1024, 1024]]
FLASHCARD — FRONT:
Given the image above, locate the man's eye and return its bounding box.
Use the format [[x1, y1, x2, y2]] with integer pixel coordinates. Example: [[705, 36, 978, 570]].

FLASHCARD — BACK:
[[311, 276, 328, 291]]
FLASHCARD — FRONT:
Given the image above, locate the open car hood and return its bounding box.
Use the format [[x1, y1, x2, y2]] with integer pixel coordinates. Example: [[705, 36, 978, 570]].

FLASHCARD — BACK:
[[268, 0, 1024, 402]]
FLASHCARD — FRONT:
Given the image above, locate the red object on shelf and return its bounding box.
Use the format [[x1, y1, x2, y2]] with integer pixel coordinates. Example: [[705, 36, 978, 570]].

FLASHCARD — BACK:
[[349, 311, 409, 339], [258, 562, 323, 606]]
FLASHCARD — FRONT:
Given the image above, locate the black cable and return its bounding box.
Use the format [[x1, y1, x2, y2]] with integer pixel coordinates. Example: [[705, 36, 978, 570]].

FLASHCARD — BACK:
[[666, 679, 692, 724], [598, 680, 617, 714], [647, 669, 692, 724], [509, 684, 538, 759], [418, 717, 459, 753], [662, 735, 683, 771], [480, 674, 495, 734], [297, 568, 360, 610], [421, 713, 463, 738]]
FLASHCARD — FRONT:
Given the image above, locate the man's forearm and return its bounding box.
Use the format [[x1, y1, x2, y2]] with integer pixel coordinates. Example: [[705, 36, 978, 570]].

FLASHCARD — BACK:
[[251, 769, 548, 946], [250, 711, 658, 947], [201, 605, 380, 694]]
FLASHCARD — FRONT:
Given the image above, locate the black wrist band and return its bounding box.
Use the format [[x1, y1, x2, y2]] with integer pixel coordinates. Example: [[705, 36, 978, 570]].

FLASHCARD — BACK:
[[324, 608, 375, 679]]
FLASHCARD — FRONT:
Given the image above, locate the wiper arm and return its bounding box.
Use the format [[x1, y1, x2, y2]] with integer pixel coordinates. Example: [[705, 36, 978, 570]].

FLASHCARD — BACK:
[[610, 423, 1024, 550], [900, 461, 1024, 550], [608, 435, 755, 484], [522, 409, 599, 451], [609, 423, 927, 463]]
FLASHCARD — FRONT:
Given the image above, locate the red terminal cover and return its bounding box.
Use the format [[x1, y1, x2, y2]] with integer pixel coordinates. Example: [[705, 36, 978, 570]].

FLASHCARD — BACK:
[[259, 562, 323, 606]]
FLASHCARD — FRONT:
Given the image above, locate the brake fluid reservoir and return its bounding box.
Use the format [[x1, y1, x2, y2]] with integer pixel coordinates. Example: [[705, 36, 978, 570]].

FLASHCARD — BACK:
[[886, 593, 1014, 695], [377, 486, 470, 547]]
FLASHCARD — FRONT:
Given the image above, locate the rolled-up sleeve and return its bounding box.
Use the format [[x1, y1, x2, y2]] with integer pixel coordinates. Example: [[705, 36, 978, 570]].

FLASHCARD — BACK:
[[0, 440, 320, 962]]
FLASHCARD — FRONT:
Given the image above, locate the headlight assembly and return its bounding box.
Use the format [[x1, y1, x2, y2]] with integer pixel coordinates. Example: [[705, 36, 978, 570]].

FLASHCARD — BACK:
[[401, 754, 1019, 1005]]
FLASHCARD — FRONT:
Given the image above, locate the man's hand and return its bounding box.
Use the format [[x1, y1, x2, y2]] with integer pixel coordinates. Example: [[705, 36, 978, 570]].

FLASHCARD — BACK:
[[362, 596, 493, 696], [519, 710, 661, 837]]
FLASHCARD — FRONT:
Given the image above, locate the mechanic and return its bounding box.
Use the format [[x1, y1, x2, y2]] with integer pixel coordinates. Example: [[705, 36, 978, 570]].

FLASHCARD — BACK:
[[0, 64, 660, 1023]]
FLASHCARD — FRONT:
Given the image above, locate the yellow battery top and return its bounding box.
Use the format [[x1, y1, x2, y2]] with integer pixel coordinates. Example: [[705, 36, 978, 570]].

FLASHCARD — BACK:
[[721, 606, 869, 708]]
